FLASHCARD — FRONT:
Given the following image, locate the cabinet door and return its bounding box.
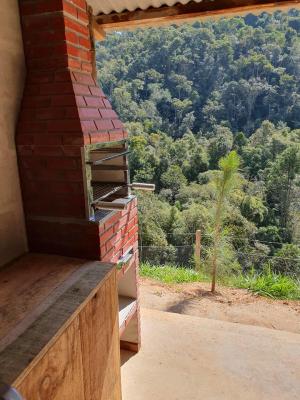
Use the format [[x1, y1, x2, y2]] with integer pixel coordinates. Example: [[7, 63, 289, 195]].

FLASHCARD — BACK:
[[79, 271, 122, 400], [16, 317, 85, 400], [16, 270, 121, 400]]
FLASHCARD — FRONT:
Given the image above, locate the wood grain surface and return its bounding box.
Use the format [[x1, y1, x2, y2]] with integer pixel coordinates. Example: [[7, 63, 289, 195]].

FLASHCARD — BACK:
[[0, 253, 120, 400]]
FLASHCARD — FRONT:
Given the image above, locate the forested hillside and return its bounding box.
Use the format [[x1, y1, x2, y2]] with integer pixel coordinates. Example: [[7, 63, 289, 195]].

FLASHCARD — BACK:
[[96, 11, 300, 277]]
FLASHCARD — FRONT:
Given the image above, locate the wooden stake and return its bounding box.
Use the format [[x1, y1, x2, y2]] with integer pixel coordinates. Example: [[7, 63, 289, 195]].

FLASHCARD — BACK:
[[195, 230, 201, 271]]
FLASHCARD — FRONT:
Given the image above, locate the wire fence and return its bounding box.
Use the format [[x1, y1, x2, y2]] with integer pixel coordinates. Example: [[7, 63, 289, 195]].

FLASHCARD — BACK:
[[138, 231, 300, 275]]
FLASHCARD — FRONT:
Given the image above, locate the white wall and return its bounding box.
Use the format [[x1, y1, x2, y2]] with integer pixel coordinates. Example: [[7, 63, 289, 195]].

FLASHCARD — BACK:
[[0, 0, 27, 266]]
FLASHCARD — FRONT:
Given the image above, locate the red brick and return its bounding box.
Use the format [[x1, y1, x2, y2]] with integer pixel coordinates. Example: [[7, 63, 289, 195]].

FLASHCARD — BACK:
[[27, 72, 53, 84], [81, 120, 96, 132], [102, 247, 115, 262], [89, 86, 104, 97], [100, 109, 118, 119], [127, 225, 139, 239], [100, 245, 107, 256], [20, 2, 37, 16], [95, 119, 114, 131], [63, 146, 82, 156], [20, 0, 63, 16], [65, 107, 79, 118], [111, 250, 123, 264], [63, 135, 84, 145], [63, 1, 78, 17], [19, 111, 35, 122], [52, 95, 76, 106], [23, 95, 52, 108], [81, 62, 93, 73], [67, 44, 90, 61], [103, 98, 112, 108], [104, 213, 120, 230], [73, 83, 91, 95], [37, 0, 65, 14], [19, 157, 45, 170], [24, 29, 63, 47], [78, 36, 91, 49], [22, 14, 52, 31], [68, 58, 82, 70], [16, 135, 34, 145], [65, 30, 79, 45], [24, 84, 40, 96], [77, 8, 89, 23], [18, 121, 47, 133], [34, 145, 64, 157], [75, 96, 86, 107], [79, 108, 100, 119], [28, 55, 69, 70], [36, 108, 66, 120], [47, 119, 81, 132], [17, 145, 33, 156], [100, 226, 114, 244], [112, 119, 124, 129], [89, 132, 110, 144], [84, 96, 104, 108], [49, 181, 83, 194], [121, 218, 137, 236], [109, 129, 124, 142], [114, 215, 129, 232], [27, 43, 67, 60], [47, 157, 78, 170], [69, 0, 87, 10], [123, 237, 138, 257], [55, 71, 72, 82], [40, 82, 73, 95], [34, 135, 63, 145], [28, 167, 83, 182], [64, 16, 89, 36], [73, 72, 94, 85]]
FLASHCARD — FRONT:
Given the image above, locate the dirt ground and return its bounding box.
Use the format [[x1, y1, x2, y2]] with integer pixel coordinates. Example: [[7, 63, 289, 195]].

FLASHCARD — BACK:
[[140, 278, 300, 333]]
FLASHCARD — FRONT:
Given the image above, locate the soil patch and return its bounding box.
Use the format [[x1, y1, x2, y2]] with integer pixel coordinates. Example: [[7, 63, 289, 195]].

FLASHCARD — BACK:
[[140, 278, 300, 333]]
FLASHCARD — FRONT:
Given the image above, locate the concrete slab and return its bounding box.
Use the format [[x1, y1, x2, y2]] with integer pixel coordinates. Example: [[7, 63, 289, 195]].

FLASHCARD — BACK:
[[121, 308, 300, 400]]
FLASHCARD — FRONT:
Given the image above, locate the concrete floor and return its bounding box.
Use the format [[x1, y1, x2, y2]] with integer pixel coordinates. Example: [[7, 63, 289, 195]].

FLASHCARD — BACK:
[[121, 308, 300, 400]]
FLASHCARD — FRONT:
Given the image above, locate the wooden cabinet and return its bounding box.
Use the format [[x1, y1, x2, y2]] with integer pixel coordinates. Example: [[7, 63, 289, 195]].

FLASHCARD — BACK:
[[0, 254, 121, 400]]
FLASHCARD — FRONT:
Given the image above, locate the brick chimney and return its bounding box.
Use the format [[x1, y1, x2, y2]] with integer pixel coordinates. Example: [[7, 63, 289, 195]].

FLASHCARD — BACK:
[[16, 0, 135, 259]]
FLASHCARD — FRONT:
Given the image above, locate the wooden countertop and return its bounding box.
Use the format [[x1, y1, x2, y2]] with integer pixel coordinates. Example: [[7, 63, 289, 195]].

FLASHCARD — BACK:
[[0, 253, 115, 385]]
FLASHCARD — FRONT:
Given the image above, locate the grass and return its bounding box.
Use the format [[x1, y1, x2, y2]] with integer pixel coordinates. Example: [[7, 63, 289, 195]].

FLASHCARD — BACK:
[[140, 262, 300, 300], [229, 269, 300, 300], [140, 262, 209, 284]]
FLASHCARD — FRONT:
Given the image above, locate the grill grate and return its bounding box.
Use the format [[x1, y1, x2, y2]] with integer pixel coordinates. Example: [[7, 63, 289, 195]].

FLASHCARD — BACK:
[[92, 183, 126, 203]]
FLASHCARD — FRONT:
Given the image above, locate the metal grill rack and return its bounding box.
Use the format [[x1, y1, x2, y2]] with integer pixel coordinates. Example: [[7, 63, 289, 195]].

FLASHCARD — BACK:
[[82, 140, 155, 220], [83, 141, 130, 218], [92, 183, 126, 203]]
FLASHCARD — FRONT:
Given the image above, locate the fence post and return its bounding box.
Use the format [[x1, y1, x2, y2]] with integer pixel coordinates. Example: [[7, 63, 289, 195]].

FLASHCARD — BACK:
[[195, 230, 201, 270]]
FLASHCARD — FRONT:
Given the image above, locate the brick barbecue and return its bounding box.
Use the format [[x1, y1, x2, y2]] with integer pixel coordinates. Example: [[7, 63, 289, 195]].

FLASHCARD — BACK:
[[17, 0, 144, 351]]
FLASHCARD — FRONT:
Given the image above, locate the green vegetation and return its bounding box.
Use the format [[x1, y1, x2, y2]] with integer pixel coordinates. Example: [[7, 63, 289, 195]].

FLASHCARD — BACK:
[[141, 262, 209, 284], [210, 151, 241, 292], [140, 263, 300, 300], [230, 268, 300, 300], [97, 10, 300, 293]]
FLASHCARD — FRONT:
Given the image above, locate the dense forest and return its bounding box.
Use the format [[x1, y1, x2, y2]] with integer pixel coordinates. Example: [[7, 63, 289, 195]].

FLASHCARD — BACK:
[[96, 10, 300, 277]]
